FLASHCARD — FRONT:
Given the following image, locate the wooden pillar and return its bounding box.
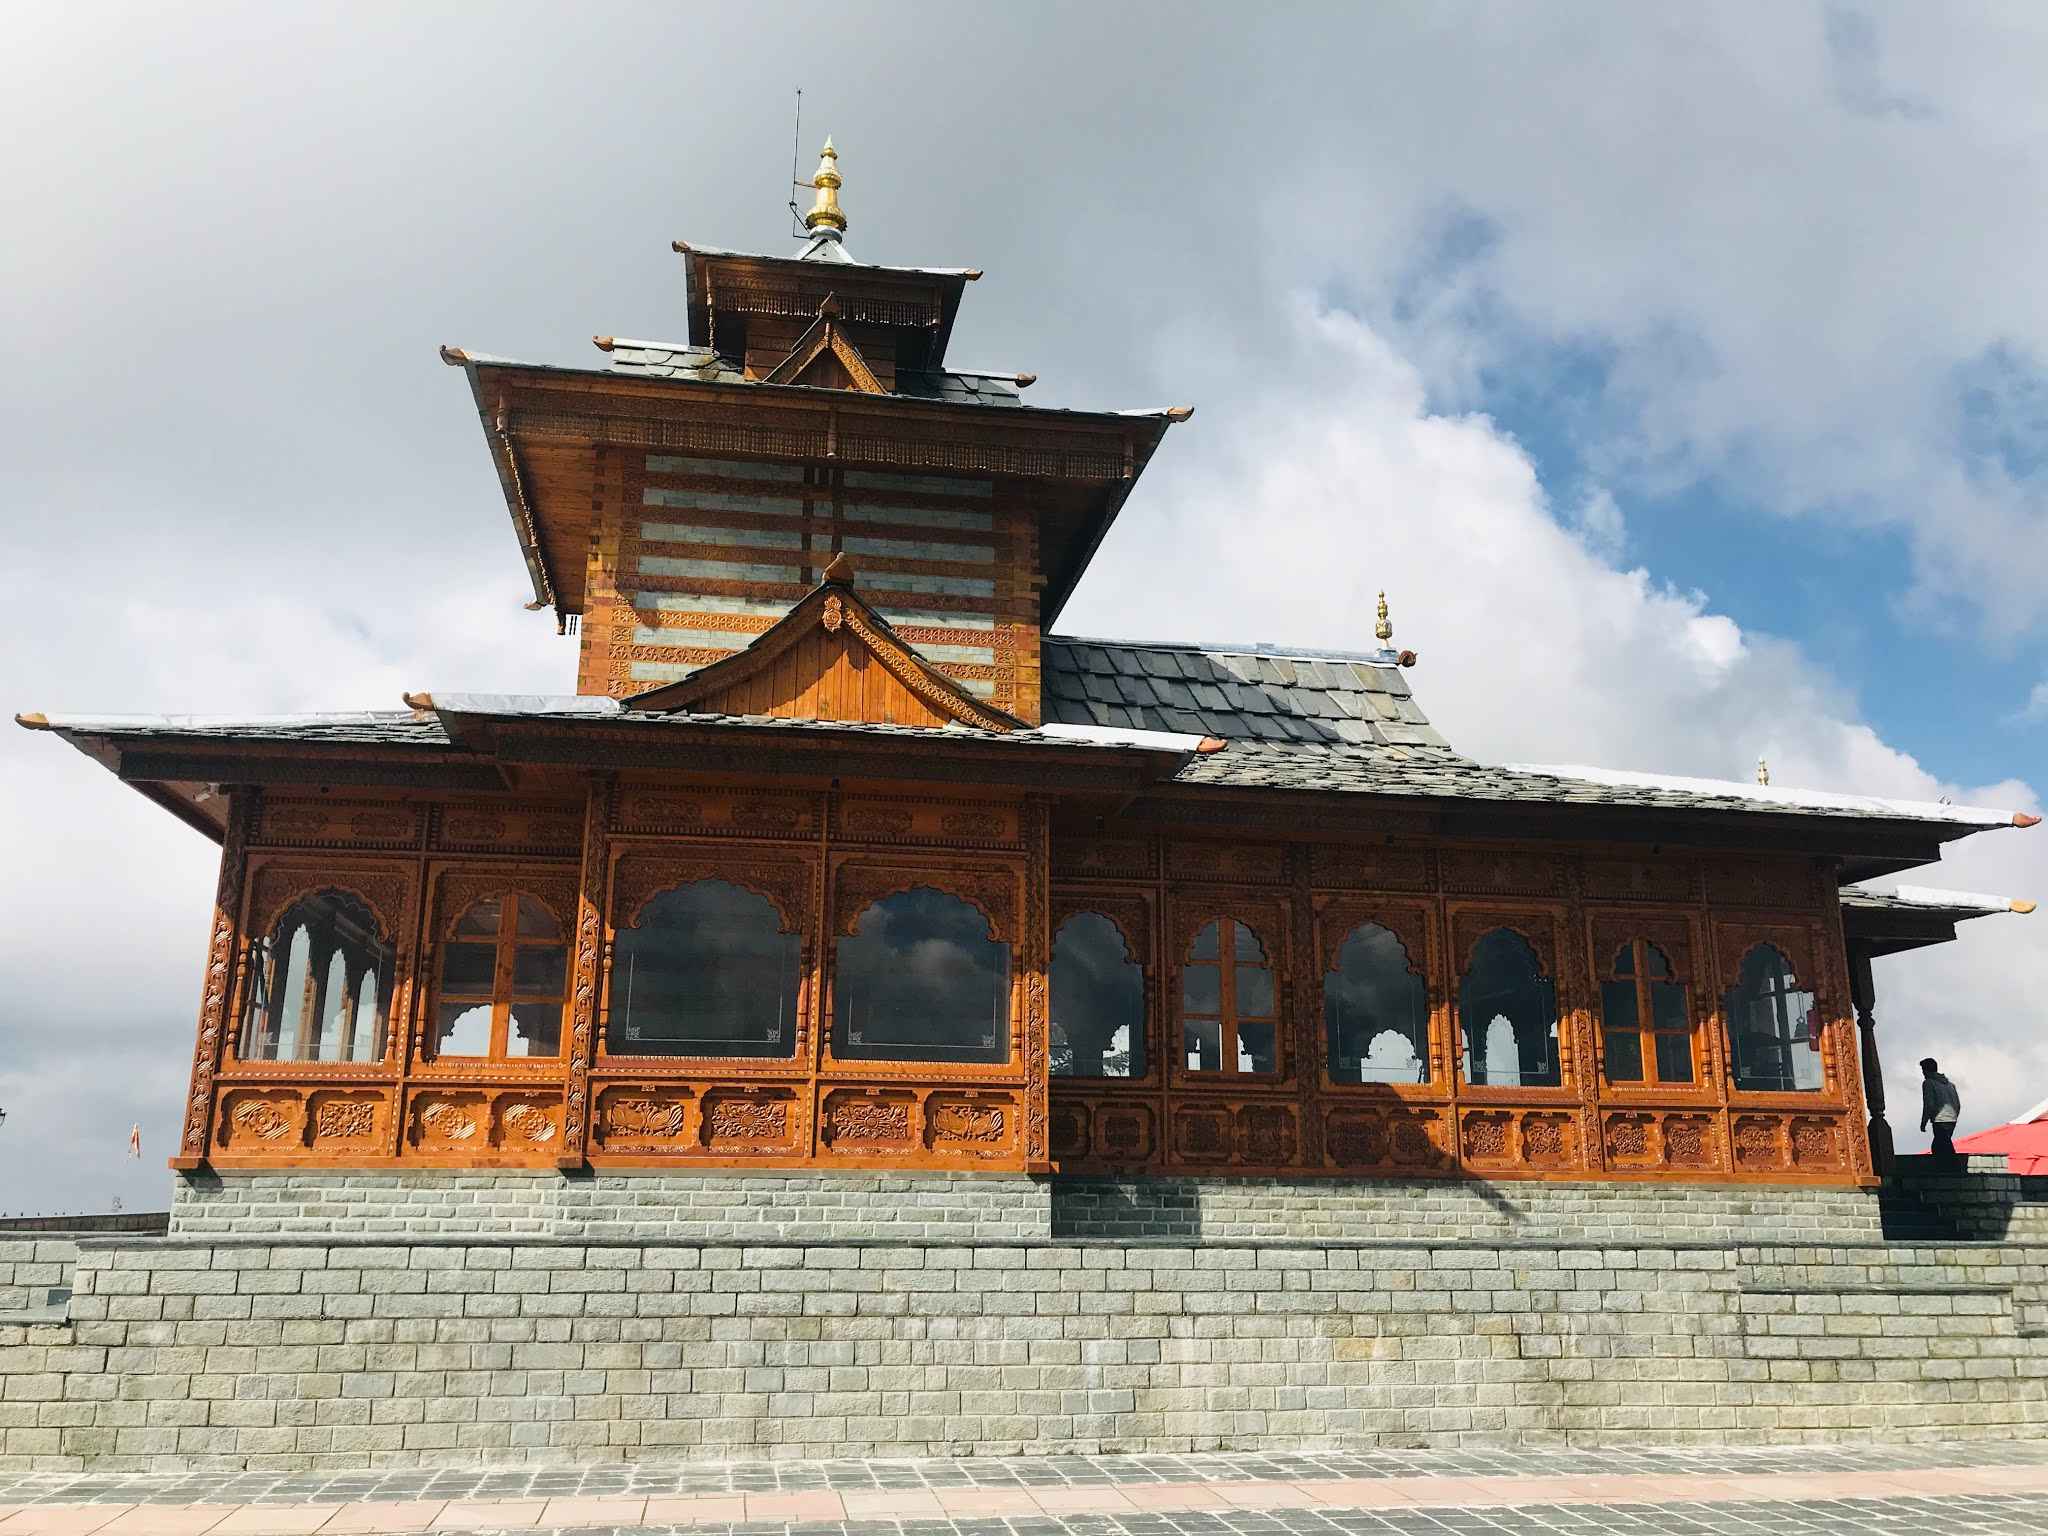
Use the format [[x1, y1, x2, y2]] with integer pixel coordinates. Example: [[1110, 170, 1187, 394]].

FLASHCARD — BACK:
[[172, 789, 254, 1170], [1847, 941, 1894, 1177], [561, 775, 612, 1169]]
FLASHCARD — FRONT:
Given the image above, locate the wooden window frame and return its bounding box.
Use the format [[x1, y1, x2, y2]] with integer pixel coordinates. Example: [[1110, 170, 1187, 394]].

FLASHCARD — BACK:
[[1448, 906, 1576, 1101], [1175, 916, 1283, 1083], [426, 891, 570, 1066], [1596, 936, 1698, 1092], [1717, 928, 1838, 1105]]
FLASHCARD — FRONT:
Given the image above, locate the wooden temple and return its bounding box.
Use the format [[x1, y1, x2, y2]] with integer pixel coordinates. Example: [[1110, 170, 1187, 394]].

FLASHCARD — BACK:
[[19, 141, 2041, 1189]]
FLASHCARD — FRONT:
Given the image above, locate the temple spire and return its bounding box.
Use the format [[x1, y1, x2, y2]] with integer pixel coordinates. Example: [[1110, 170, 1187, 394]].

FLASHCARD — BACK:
[[804, 137, 847, 236], [1374, 591, 1393, 644]]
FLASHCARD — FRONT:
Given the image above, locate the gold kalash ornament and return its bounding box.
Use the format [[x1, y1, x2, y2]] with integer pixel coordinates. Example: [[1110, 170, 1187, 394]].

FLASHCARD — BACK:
[[804, 137, 847, 234]]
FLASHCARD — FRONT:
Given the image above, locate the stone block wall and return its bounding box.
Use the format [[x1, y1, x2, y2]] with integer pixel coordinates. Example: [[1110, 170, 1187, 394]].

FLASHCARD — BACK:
[[0, 1240, 76, 1314], [0, 1229, 2043, 1471], [1893, 1167, 2048, 1242], [174, 1171, 1891, 1248]]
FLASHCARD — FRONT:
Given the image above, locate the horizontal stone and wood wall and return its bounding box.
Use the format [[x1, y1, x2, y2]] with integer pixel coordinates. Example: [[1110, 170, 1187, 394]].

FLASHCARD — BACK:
[[1, 1175, 2044, 1471]]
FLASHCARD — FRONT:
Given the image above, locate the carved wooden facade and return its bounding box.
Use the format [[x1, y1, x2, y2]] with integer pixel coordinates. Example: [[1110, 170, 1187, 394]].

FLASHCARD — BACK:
[[180, 778, 1873, 1187]]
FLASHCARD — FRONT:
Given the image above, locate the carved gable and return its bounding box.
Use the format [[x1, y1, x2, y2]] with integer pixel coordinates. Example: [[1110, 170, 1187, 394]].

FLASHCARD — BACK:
[[625, 561, 1025, 733]]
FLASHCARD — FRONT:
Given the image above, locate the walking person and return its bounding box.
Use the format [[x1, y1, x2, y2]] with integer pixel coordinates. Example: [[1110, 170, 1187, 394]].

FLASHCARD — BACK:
[[1920, 1058, 1963, 1170]]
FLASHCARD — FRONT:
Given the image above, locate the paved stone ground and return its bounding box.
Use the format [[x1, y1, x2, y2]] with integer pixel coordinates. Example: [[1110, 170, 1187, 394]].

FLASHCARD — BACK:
[[0, 1444, 2044, 1534]]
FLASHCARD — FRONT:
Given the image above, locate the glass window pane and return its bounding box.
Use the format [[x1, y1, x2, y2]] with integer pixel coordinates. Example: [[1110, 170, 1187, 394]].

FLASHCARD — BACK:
[[1725, 945, 1821, 1093], [512, 944, 567, 998], [1325, 924, 1429, 1084], [1611, 944, 1635, 977], [436, 1002, 492, 1057], [833, 886, 1010, 1064], [1654, 1028, 1695, 1084], [1605, 1028, 1645, 1083], [612, 880, 801, 1059], [1458, 929, 1560, 1088], [439, 942, 497, 994], [1189, 921, 1221, 961], [508, 1002, 561, 1058], [514, 897, 562, 940], [1181, 962, 1221, 1016], [1233, 922, 1266, 963], [1185, 1016, 1222, 1072], [1234, 963, 1275, 1019], [1051, 912, 1145, 1079], [351, 970, 383, 1063], [454, 897, 502, 939], [240, 892, 393, 1065], [1237, 1020, 1277, 1074], [1642, 943, 1672, 979]]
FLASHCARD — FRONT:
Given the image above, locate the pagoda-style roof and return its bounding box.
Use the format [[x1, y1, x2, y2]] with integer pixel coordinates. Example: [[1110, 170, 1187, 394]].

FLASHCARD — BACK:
[[1841, 882, 2037, 955]]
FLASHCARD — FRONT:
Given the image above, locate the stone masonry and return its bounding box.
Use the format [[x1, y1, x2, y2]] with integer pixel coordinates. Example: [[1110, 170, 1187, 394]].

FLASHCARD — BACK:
[[0, 1175, 2041, 1472]]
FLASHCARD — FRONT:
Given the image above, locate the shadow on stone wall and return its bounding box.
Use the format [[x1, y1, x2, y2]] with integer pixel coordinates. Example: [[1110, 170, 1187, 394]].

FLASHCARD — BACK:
[[1886, 1155, 2048, 1241]]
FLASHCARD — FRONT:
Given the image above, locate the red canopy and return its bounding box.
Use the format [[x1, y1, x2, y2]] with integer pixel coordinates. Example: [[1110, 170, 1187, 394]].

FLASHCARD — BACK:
[[1953, 1096, 2048, 1174]]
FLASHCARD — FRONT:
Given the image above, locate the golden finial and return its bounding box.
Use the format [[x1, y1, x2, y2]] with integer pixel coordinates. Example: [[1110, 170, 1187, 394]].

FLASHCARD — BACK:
[[1756, 757, 1771, 786], [804, 137, 846, 234], [1374, 591, 1393, 645]]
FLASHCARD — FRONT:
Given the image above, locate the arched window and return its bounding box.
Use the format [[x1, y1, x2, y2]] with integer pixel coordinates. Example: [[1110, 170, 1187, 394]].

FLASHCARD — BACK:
[[1599, 940, 1693, 1085], [834, 886, 1010, 1064], [1325, 923, 1428, 1084], [432, 892, 568, 1060], [239, 890, 393, 1063], [610, 880, 801, 1058], [1457, 928, 1560, 1088], [1724, 944, 1822, 1093], [1051, 913, 1144, 1078], [1181, 918, 1277, 1075]]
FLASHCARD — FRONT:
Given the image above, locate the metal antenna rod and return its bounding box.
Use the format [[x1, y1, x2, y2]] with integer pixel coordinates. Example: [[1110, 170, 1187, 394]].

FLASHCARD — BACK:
[[787, 87, 806, 239]]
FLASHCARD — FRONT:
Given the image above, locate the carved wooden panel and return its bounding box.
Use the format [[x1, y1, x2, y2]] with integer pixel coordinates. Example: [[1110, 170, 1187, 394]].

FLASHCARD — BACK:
[[1165, 891, 1291, 966], [1051, 835, 1156, 881], [1050, 1101, 1090, 1159], [1172, 1105, 1235, 1164], [1324, 1105, 1453, 1172], [1730, 1113, 1789, 1171], [1238, 1103, 1298, 1166], [496, 1096, 563, 1151], [218, 1090, 306, 1150], [925, 1091, 1017, 1159], [1704, 856, 1819, 912], [1789, 1113, 1848, 1172], [244, 862, 414, 948], [1599, 1108, 1722, 1172], [1095, 1101, 1156, 1163], [594, 1086, 696, 1152], [1583, 855, 1699, 904], [615, 788, 820, 839], [701, 1089, 800, 1153], [408, 1091, 490, 1151], [1309, 844, 1435, 892], [307, 1091, 384, 1151], [1167, 841, 1287, 884], [1315, 898, 1430, 978], [432, 804, 583, 855], [254, 798, 424, 851], [1713, 921, 1821, 999], [1441, 848, 1566, 899], [837, 798, 1020, 848], [1457, 1106, 1586, 1172], [180, 793, 252, 1161], [821, 1088, 917, 1149]]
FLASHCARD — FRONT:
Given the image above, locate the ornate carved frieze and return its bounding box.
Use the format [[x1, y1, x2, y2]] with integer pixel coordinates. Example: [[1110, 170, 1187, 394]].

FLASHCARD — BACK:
[[308, 1092, 381, 1147], [1583, 855, 1699, 904], [926, 1093, 1016, 1157], [254, 799, 425, 851], [836, 798, 1020, 848], [1167, 841, 1287, 885], [1704, 856, 1819, 912], [1589, 913, 1696, 980], [821, 1089, 916, 1148], [181, 792, 252, 1158], [244, 863, 413, 950], [595, 1087, 694, 1151], [1051, 836, 1157, 881], [615, 788, 819, 839], [1050, 889, 1152, 967], [1441, 848, 1566, 899], [218, 1090, 304, 1149], [1449, 907, 1558, 979], [432, 804, 583, 855], [431, 869, 579, 939], [702, 1090, 798, 1152], [1309, 844, 1436, 892]]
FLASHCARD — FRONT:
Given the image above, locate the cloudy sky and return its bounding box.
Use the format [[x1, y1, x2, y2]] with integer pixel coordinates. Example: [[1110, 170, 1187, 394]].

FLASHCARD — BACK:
[[3, 4, 2044, 1212]]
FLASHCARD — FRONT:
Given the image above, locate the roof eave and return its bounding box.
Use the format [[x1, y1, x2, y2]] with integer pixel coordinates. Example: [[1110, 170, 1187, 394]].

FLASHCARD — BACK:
[[440, 348, 565, 625]]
